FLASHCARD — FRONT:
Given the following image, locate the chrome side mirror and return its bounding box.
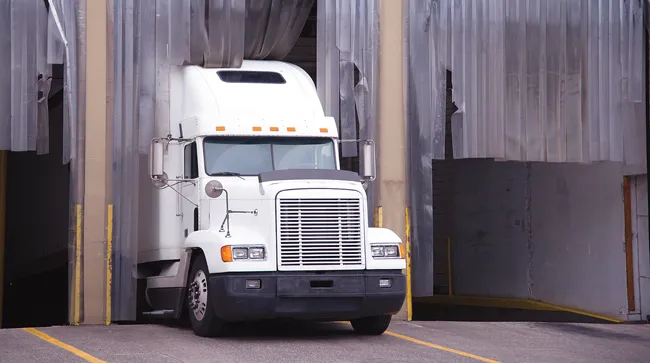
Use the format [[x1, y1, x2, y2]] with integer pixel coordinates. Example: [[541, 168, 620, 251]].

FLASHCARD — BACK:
[[152, 141, 164, 177], [338, 138, 377, 184], [150, 139, 168, 188], [361, 140, 376, 182]]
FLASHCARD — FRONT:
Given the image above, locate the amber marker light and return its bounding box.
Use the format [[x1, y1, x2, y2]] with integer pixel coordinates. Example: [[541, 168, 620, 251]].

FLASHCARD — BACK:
[[221, 246, 233, 262]]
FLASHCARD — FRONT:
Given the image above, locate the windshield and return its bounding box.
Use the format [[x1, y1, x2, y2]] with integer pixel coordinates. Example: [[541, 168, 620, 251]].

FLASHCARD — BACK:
[[203, 137, 337, 176]]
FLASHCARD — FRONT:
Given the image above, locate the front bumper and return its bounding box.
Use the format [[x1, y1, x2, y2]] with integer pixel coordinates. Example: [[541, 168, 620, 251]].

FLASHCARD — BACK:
[[208, 270, 406, 322]]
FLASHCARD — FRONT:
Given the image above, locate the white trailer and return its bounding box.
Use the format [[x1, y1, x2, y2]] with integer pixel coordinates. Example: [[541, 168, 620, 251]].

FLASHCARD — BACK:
[[140, 60, 406, 337]]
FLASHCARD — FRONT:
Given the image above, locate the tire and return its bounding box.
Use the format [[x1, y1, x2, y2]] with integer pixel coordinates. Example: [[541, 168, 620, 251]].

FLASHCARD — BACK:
[[187, 252, 227, 337], [350, 315, 392, 336]]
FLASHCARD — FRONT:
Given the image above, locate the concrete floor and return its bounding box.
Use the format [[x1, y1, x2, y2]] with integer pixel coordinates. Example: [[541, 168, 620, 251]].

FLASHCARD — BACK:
[[1, 320, 650, 363]]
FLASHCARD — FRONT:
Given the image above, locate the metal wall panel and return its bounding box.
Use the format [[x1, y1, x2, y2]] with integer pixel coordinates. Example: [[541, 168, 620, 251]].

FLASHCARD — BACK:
[[406, 0, 647, 297]]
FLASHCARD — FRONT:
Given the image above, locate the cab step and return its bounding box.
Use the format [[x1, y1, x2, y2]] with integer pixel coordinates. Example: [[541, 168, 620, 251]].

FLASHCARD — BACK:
[[142, 309, 176, 318]]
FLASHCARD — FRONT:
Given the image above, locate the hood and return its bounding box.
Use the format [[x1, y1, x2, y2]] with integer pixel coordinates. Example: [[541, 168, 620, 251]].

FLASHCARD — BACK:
[[198, 169, 366, 231], [198, 169, 368, 271]]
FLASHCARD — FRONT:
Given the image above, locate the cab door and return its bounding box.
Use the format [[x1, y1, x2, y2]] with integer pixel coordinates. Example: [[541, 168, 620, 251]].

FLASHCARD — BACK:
[[182, 141, 199, 238]]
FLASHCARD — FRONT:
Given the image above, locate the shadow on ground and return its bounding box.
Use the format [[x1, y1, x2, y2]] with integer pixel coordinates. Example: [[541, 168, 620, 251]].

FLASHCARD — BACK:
[[119, 318, 359, 341], [2, 264, 68, 329], [412, 301, 622, 324], [217, 320, 357, 340], [536, 322, 650, 342]]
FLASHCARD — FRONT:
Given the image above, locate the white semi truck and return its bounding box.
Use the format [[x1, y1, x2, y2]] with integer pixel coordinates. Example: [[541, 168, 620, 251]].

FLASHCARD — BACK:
[[139, 60, 406, 337]]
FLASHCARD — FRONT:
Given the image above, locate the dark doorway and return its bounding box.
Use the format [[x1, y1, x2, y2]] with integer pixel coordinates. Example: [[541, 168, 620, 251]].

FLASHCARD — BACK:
[[2, 88, 70, 328]]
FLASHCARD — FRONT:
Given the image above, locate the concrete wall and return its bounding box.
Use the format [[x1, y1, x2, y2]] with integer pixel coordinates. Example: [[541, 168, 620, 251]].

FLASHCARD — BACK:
[[529, 162, 628, 318], [441, 159, 637, 319], [447, 159, 529, 298]]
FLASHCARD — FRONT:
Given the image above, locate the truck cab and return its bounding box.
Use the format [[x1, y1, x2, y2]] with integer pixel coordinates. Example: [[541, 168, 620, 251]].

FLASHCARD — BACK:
[[140, 60, 406, 337]]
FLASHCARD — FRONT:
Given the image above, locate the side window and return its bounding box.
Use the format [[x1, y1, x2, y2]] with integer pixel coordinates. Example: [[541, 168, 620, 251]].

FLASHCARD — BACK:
[[184, 142, 198, 179]]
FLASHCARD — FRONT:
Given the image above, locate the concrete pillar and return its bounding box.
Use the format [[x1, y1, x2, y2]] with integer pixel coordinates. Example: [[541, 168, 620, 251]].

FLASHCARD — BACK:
[[377, 0, 409, 320], [83, 0, 110, 325]]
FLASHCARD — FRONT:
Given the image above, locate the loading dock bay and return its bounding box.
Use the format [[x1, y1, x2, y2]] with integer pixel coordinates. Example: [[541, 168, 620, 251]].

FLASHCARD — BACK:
[[1, 320, 649, 363]]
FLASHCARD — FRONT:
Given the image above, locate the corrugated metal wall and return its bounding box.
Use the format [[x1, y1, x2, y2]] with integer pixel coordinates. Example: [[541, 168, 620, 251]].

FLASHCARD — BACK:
[[0, 0, 56, 155], [0, 0, 87, 326], [2, 0, 647, 318], [406, 0, 647, 296]]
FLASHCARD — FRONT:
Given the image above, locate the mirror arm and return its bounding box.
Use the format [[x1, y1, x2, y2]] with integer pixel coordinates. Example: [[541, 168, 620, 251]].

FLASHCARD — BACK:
[[161, 182, 198, 207]]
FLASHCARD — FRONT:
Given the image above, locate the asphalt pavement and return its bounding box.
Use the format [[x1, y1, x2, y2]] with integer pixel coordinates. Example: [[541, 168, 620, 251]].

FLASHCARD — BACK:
[[1, 320, 650, 363]]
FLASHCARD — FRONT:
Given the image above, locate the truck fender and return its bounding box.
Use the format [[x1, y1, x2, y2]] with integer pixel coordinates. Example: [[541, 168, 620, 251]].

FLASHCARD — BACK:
[[183, 228, 275, 274], [367, 227, 403, 244], [183, 230, 226, 274], [366, 227, 406, 270]]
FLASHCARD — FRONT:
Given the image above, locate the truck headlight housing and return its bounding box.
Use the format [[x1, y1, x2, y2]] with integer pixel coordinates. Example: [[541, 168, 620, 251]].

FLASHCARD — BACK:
[[248, 247, 265, 259], [232, 247, 248, 260], [221, 245, 266, 262], [371, 243, 404, 258]]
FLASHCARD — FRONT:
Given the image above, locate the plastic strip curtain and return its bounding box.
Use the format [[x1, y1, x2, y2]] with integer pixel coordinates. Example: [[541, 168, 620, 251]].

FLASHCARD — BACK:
[[406, 0, 447, 297], [46, 0, 83, 165], [406, 0, 646, 296], [0, 0, 85, 323], [0, 0, 82, 162], [407, 0, 645, 163], [0, 2, 10, 150], [316, 0, 380, 220], [0, 0, 53, 154], [45, 0, 87, 325], [112, 0, 313, 321]]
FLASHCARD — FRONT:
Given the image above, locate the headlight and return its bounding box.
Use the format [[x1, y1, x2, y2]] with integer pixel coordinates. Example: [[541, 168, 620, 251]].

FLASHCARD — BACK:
[[384, 246, 399, 257], [221, 245, 266, 262], [232, 247, 248, 260], [248, 247, 265, 260], [371, 244, 403, 258], [371, 246, 384, 257]]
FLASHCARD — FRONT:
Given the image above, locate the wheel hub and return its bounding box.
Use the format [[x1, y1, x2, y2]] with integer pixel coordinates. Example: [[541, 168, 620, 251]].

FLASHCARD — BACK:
[[188, 270, 208, 321]]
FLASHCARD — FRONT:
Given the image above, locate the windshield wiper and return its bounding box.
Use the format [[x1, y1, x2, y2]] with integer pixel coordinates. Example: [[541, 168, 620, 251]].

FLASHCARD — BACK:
[[211, 172, 245, 180]]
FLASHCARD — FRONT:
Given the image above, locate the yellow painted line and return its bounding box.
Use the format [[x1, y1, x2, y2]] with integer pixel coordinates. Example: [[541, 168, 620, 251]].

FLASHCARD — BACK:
[[105, 204, 113, 325], [337, 321, 500, 362], [534, 301, 625, 323], [405, 208, 412, 321], [384, 330, 501, 363], [23, 328, 107, 363], [73, 204, 82, 325], [416, 295, 625, 323]]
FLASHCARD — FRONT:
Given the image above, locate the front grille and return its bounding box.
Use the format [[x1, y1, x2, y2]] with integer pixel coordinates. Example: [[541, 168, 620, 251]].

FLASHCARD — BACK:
[[278, 197, 363, 268]]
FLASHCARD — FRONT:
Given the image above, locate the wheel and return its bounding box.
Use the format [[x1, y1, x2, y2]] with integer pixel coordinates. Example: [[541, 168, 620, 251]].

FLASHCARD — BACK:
[[187, 252, 227, 337], [350, 315, 392, 335]]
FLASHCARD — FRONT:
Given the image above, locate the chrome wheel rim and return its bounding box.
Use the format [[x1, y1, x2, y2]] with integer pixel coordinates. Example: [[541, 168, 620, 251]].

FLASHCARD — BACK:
[[188, 270, 208, 321]]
